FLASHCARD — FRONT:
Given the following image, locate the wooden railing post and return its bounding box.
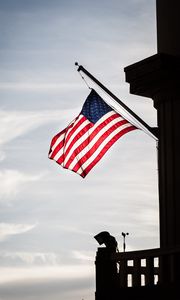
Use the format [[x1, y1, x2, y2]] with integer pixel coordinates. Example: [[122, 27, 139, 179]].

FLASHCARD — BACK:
[[173, 253, 180, 283], [133, 258, 141, 286], [159, 254, 171, 284], [119, 259, 128, 287], [95, 248, 118, 300], [145, 257, 154, 285]]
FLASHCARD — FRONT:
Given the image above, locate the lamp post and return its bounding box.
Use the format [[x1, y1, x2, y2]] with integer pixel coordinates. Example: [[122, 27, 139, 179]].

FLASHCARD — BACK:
[[121, 232, 129, 252]]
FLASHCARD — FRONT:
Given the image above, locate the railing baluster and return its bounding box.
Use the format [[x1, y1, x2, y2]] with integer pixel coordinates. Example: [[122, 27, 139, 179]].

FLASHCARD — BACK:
[[169, 253, 175, 282], [145, 257, 154, 285], [159, 254, 170, 284], [132, 258, 141, 287], [173, 252, 180, 282], [119, 259, 128, 287]]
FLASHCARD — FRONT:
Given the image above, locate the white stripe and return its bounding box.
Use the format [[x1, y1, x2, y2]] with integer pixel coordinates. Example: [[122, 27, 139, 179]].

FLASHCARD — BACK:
[[52, 111, 116, 157], [50, 117, 77, 154], [53, 148, 63, 162], [91, 111, 117, 127], [49, 132, 66, 156], [63, 111, 119, 166], [52, 111, 120, 164], [67, 114, 124, 170], [51, 128, 72, 162], [51, 132, 67, 161], [63, 117, 90, 154], [51, 115, 86, 162], [63, 122, 92, 166], [76, 122, 133, 175]]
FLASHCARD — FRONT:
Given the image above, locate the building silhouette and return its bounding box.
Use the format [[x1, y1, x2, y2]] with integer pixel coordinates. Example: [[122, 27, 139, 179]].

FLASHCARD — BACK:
[[95, 1, 180, 299]]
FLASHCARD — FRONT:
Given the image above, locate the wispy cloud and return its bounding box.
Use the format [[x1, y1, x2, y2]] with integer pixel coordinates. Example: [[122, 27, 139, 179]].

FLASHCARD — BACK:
[[0, 109, 77, 166], [0, 266, 94, 300], [0, 82, 82, 91], [0, 222, 37, 242], [1, 251, 58, 265], [0, 109, 74, 146], [0, 169, 44, 199], [0, 264, 93, 284], [72, 250, 94, 263]]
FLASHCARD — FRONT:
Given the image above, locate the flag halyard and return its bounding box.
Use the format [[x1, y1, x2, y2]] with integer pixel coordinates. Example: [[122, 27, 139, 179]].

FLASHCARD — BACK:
[[48, 89, 137, 178]]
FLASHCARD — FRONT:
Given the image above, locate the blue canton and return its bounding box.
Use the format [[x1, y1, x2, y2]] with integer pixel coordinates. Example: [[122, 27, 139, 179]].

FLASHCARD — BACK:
[[81, 89, 112, 124]]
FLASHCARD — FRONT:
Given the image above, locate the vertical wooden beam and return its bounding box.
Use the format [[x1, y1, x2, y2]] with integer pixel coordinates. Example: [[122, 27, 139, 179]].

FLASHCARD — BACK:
[[95, 248, 118, 300], [125, 0, 180, 250], [119, 259, 128, 288], [132, 258, 141, 287], [145, 257, 154, 285], [157, 0, 180, 56]]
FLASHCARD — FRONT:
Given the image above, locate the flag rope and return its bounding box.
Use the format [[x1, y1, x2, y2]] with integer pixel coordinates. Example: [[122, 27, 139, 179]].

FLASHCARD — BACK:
[[78, 70, 92, 90]]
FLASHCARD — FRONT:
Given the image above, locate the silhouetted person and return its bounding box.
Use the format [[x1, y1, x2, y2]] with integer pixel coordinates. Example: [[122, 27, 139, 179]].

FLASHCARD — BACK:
[[94, 231, 118, 252]]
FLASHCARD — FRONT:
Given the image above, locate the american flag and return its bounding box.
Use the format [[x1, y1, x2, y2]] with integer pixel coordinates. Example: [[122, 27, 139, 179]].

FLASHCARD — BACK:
[[48, 89, 137, 178]]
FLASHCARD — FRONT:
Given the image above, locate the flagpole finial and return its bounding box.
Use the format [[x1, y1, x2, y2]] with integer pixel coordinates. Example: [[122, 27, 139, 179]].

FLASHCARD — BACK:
[[75, 62, 81, 72], [75, 62, 83, 73]]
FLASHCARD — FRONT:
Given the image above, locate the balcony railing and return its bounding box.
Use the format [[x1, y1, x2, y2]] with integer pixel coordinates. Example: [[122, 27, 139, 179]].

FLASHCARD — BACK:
[[95, 246, 180, 299], [112, 247, 180, 287]]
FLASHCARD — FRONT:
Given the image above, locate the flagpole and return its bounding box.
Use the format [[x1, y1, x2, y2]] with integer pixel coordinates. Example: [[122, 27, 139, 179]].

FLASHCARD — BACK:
[[75, 62, 158, 139]]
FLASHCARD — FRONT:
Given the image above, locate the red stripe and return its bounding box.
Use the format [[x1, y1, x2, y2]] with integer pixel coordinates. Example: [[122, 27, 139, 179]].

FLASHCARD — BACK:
[[63, 115, 87, 147], [48, 118, 76, 157], [49, 108, 138, 178], [82, 126, 136, 177], [63, 122, 93, 161], [48, 128, 66, 156], [49, 139, 64, 159], [64, 113, 121, 168], [68, 119, 130, 172], [56, 154, 65, 165], [48, 117, 79, 160], [49, 118, 93, 165], [49, 112, 120, 161]]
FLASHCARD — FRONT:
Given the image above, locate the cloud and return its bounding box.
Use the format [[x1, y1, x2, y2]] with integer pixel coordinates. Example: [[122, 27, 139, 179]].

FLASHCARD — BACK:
[[0, 268, 94, 300], [72, 250, 94, 263], [1, 252, 58, 265], [0, 109, 75, 146], [0, 264, 93, 284], [0, 82, 82, 91], [0, 223, 37, 242], [0, 169, 44, 199], [0, 150, 6, 161]]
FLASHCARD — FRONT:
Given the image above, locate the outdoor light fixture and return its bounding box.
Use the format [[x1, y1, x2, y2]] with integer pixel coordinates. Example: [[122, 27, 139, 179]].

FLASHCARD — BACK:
[[121, 232, 129, 252], [94, 231, 118, 251]]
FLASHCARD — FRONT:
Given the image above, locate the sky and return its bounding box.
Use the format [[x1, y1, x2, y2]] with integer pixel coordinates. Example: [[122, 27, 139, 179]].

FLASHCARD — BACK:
[[0, 0, 158, 299]]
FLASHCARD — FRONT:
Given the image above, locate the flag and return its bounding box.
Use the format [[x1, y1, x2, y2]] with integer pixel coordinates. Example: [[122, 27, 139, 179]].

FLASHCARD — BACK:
[[48, 89, 137, 178]]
